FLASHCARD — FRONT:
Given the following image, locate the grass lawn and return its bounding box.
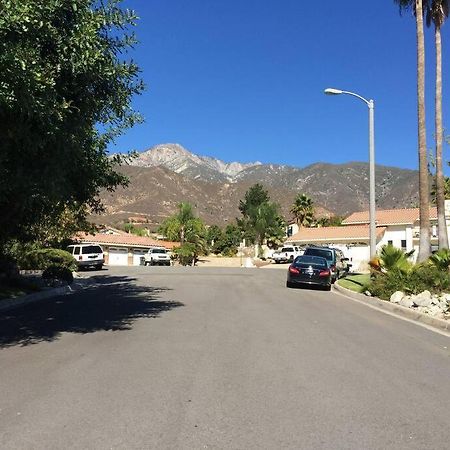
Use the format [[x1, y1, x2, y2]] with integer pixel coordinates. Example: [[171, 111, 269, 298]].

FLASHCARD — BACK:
[[337, 274, 371, 294]]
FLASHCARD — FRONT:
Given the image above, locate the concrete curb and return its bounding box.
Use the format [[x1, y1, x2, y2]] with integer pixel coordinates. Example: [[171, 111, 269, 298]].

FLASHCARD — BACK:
[[0, 278, 92, 313], [333, 282, 450, 334]]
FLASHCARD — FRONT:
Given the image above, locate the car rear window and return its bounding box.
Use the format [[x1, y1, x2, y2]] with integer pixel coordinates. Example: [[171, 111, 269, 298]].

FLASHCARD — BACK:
[[152, 249, 167, 254], [295, 256, 328, 268], [82, 245, 102, 254], [281, 247, 294, 252], [304, 248, 333, 261]]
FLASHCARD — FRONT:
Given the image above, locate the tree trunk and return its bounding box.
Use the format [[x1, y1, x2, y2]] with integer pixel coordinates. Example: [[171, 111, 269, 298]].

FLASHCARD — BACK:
[[416, 0, 431, 262], [435, 25, 449, 249]]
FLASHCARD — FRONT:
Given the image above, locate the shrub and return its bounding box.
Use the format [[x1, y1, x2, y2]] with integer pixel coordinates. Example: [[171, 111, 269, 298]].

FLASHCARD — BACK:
[[429, 248, 450, 271], [368, 264, 450, 299], [173, 243, 197, 266], [42, 265, 74, 284], [21, 248, 77, 271], [378, 244, 414, 274]]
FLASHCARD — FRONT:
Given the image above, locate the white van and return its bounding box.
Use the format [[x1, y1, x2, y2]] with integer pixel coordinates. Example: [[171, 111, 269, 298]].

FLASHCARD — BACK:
[[67, 244, 104, 270]]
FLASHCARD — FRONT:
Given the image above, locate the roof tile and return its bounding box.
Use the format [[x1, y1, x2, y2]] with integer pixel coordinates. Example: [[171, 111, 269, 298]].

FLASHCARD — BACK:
[[286, 225, 386, 243], [343, 207, 438, 225], [76, 233, 179, 249]]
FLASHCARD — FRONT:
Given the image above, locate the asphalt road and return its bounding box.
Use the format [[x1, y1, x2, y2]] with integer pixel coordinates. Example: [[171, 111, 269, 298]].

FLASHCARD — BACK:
[[1, 266, 450, 450]]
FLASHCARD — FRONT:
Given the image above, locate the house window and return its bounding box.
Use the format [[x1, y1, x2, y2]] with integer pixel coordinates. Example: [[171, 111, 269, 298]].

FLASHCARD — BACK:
[[387, 240, 393, 246], [401, 240, 407, 250]]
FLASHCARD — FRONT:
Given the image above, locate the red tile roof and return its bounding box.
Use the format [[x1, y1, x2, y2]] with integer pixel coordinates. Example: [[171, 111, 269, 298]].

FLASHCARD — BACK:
[[76, 233, 179, 249], [343, 207, 438, 225], [286, 225, 386, 243]]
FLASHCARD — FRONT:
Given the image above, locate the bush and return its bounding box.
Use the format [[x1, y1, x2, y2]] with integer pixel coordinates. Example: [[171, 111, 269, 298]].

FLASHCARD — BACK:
[[173, 243, 197, 266], [368, 264, 450, 299], [429, 248, 450, 271], [42, 265, 74, 284], [21, 248, 77, 271]]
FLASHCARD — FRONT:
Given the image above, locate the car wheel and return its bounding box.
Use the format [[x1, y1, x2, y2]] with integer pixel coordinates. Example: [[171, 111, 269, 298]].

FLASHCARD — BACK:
[[286, 281, 293, 288], [96, 264, 103, 270], [324, 284, 331, 291]]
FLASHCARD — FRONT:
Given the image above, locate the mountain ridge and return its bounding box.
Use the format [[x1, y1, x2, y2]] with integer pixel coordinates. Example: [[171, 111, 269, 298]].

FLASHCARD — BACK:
[[98, 143, 420, 227]]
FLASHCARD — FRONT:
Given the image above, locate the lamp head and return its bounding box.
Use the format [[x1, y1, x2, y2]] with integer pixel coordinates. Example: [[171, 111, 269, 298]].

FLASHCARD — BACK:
[[324, 88, 343, 95]]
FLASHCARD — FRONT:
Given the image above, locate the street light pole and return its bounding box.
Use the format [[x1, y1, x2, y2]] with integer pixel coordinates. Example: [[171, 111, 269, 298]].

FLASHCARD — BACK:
[[324, 88, 377, 258]]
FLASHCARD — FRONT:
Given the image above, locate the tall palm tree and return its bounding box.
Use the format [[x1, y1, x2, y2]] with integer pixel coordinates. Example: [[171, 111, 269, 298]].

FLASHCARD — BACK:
[[176, 202, 195, 244], [395, 0, 431, 261], [290, 194, 315, 227], [427, 0, 449, 249]]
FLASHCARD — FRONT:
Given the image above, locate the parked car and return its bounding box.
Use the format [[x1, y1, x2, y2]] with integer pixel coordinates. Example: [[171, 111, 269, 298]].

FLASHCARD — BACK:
[[144, 247, 171, 266], [272, 245, 303, 264], [67, 244, 104, 270], [286, 255, 332, 290], [302, 245, 350, 282]]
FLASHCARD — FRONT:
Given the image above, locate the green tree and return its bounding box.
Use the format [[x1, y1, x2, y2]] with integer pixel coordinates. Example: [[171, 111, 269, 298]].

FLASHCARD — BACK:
[[123, 223, 148, 237], [0, 0, 144, 248], [395, 0, 431, 261], [290, 194, 315, 227], [427, 0, 449, 249], [206, 225, 223, 247], [238, 183, 270, 218], [431, 176, 450, 202], [315, 216, 344, 227], [158, 203, 207, 264], [237, 185, 284, 247]]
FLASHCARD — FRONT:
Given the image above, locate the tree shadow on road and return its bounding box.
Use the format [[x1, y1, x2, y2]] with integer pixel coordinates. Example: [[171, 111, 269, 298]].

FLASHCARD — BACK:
[[0, 275, 183, 348]]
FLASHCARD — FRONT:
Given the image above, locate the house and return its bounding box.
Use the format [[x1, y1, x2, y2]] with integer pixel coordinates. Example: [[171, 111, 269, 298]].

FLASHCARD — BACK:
[[286, 201, 449, 271], [76, 233, 179, 266]]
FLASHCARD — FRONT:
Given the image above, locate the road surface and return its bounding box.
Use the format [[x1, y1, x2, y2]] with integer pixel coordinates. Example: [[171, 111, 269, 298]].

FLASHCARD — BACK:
[[1, 266, 450, 449]]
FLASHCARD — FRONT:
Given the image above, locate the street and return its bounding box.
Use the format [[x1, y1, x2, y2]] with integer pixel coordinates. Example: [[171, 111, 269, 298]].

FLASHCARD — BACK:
[[1, 266, 450, 449]]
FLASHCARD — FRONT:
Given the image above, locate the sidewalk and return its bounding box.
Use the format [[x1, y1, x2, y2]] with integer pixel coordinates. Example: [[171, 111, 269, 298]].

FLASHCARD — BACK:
[[0, 275, 93, 313]]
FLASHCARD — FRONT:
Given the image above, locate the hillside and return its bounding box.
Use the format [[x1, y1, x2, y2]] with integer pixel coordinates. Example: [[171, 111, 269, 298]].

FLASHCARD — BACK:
[[97, 144, 419, 227]]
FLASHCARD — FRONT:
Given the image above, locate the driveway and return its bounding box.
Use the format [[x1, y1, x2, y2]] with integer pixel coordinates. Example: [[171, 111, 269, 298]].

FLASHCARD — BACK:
[[1, 266, 449, 449]]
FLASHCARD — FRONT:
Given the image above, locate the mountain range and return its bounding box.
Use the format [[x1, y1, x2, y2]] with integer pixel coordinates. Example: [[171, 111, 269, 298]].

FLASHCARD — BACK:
[[98, 143, 420, 227]]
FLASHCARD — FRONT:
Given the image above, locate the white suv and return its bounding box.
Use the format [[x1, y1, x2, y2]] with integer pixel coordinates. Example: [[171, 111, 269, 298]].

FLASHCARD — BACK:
[[67, 244, 104, 270], [144, 247, 171, 266], [272, 246, 302, 264]]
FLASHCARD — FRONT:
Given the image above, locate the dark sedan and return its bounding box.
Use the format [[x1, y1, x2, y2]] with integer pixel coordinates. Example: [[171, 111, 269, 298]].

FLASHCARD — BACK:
[[286, 255, 332, 290]]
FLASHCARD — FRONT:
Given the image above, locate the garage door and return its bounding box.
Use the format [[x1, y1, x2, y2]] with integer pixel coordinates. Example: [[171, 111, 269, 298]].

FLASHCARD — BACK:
[[108, 247, 129, 266], [133, 249, 147, 266]]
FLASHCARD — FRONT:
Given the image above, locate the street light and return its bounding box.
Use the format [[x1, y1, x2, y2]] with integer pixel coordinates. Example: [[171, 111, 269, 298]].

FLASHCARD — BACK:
[[324, 87, 376, 258]]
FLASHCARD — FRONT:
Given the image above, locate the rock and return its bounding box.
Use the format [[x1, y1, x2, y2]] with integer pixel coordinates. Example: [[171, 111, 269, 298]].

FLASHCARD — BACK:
[[364, 291, 372, 296], [438, 299, 449, 312], [427, 305, 445, 318], [399, 297, 414, 308], [412, 292, 433, 307], [390, 291, 404, 304]]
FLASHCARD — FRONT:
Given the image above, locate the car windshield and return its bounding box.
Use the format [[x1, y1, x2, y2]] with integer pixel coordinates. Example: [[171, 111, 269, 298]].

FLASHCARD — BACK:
[[294, 255, 328, 268], [304, 248, 333, 261], [152, 249, 167, 254], [82, 245, 102, 254], [281, 247, 293, 252]]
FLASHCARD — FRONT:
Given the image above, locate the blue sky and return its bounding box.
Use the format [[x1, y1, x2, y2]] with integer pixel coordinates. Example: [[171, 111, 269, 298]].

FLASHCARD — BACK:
[[111, 0, 450, 171]]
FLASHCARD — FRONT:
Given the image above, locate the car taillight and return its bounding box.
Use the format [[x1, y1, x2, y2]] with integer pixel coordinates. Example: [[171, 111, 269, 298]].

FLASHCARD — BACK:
[[289, 266, 300, 274], [319, 269, 330, 277], [79, 255, 82, 261]]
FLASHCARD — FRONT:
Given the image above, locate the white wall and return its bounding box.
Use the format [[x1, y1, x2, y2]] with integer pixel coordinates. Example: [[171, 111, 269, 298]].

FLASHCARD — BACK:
[[379, 225, 407, 249]]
